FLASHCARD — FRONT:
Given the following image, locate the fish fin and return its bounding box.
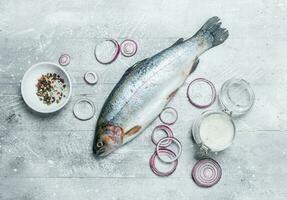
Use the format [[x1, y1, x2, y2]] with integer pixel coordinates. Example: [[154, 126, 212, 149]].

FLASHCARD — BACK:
[[189, 57, 200, 74], [125, 125, 141, 136], [196, 16, 229, 47], [123, 58, 148, 76], [171, 38, 184, 47]]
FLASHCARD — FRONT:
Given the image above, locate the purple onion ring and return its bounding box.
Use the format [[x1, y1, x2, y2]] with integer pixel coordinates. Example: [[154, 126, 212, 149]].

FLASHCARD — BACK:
[[192, 158, 222, 187], [187, 78, 216, 109], [95, 39, 120, 64], [84, 71, 98, 85], [156, 137, 182, 163], [58, 54, 70, 66], [149, 149, 178, 177], [120, 39, 137, 57], [159, 107, 178, 125], [151, 125, 174, 146]]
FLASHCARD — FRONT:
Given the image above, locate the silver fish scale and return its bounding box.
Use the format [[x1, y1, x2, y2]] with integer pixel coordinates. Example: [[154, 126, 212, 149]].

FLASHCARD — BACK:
[[100, 45, 190, 128]]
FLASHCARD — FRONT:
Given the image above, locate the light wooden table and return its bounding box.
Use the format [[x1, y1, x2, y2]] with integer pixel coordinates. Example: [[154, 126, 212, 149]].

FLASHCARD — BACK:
[[1, 0, 287, 199]]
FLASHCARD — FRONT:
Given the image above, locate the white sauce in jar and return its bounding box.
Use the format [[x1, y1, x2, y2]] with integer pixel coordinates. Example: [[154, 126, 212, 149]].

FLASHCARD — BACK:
[[199, 113, 235, 151]]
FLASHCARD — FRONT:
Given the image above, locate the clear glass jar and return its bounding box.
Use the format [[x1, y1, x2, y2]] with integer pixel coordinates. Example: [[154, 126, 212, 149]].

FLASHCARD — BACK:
[[192, 79, 255, 152]]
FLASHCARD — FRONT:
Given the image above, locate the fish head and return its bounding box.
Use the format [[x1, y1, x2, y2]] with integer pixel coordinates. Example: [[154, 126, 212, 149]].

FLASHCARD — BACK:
[[93, 123, 124, 157]]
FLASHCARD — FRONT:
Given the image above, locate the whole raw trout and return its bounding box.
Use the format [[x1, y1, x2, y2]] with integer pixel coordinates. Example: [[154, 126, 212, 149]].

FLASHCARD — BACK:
[[93, 16, 229, 157]]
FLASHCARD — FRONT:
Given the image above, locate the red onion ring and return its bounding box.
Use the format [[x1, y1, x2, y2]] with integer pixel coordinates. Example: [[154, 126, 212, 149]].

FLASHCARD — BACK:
[[84, 71, 98, 85], [73, 98, 96, 121], [159, 107, 178, 125], [120, 39, 137, 57], [149, 149, 178, 177], [94, 39, 120, 64], [187, 78, 216, 109], [192, 158, 222, 187], [156, 137, 182, 163], [151, 125, 173, 147], [58, 54, 70, 66]]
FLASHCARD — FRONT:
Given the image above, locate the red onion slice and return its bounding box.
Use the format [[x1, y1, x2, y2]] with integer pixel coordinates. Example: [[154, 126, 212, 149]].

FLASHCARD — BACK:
[[73, 98, 96, 121], [159, 107, 178, 125], [94, 39, 120, 64], [84, 71, 98, 85], [156, 137, 182, 163], [120, 39, 137, 57], [151, 125, 173, 147], [149, 149, 178, 177], [187, 78, 216, 108], [192, 158, 222, 187], [58, 54, 70, 66]]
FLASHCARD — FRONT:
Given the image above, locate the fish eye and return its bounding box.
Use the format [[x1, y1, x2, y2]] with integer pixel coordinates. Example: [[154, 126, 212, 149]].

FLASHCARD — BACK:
[[96, 141, 104, 148]]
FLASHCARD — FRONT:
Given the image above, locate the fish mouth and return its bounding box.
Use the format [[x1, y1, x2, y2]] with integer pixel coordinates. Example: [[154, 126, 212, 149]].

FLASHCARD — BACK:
[[94, 148, 108, 157], [94, 146, 119, 158]]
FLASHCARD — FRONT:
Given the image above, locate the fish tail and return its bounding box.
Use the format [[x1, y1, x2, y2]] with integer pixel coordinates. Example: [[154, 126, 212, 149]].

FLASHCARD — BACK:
[[195, 16, 229, 48]]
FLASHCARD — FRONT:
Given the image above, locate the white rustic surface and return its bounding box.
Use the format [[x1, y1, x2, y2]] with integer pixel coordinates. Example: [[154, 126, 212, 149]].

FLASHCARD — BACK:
[[1, 0, 287, 199]]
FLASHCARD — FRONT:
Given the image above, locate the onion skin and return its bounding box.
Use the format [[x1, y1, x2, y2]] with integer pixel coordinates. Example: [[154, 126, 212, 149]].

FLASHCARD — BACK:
[[187, 78, 216, 109]]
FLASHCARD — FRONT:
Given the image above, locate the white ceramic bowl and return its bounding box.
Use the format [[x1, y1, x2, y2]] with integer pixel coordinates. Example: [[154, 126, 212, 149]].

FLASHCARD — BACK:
[[21, 62, 72, 113]]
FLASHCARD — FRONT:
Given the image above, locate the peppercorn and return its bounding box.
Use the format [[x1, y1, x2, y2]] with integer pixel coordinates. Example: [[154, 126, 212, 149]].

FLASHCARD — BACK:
[[36, 72, 67, 105]]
